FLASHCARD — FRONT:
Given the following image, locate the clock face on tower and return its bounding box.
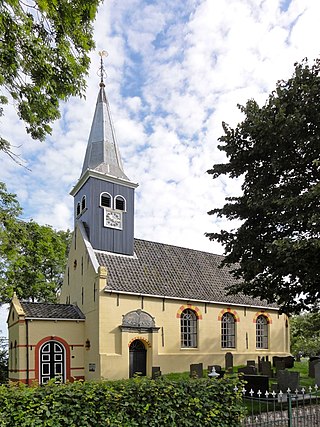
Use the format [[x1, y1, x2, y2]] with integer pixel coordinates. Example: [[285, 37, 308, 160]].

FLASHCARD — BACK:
[[104, 210, 122, 229]]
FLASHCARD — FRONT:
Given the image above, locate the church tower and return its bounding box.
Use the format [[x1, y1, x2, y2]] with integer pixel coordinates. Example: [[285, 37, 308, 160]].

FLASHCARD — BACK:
[[70, 58, 138, 256]]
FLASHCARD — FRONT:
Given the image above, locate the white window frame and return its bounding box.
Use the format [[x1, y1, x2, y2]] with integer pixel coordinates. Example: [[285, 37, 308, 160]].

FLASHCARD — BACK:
[[180, 309, 197, 348], [256, 315, 268, 349], [100, 192, 112, 209], [114, 195, 126, 212], [221, 312, 236, 348]]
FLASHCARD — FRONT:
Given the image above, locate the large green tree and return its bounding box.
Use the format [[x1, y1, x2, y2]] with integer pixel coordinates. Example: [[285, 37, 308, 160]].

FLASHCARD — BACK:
[[290, 311, 320, 357], [0, 0, 101, 156], [0, 182, 71, 302], [207, 58, 320, 315]]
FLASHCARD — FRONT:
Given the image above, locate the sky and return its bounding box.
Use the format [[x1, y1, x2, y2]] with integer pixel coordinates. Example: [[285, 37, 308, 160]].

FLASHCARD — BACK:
[[1, 0, 320, 335]]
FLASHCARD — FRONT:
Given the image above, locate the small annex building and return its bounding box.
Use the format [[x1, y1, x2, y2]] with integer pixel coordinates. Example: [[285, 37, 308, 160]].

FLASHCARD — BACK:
[[8, 73, 290, 384]]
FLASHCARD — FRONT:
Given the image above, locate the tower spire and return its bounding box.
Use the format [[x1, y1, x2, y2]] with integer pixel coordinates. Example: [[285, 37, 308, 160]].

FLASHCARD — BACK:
[[80, 52, 129, 181]]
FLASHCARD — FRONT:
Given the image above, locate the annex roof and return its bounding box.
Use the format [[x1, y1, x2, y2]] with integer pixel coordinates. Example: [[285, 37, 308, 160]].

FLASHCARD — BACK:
[[95, 238, 275, 309], [20, 302, 85, 320]]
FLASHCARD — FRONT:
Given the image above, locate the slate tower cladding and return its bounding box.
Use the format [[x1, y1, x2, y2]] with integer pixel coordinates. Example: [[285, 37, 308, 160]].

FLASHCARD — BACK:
[[70, 79, 138, 256]]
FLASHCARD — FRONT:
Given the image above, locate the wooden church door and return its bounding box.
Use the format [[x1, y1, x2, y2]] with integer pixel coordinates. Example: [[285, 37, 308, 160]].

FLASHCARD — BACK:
[[40, 341, 65, 384], [129, 340, 146, 377]]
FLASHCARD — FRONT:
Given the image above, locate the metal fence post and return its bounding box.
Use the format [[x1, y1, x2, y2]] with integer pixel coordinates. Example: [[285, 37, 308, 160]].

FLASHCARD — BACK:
[[287, 392, 292, 427]]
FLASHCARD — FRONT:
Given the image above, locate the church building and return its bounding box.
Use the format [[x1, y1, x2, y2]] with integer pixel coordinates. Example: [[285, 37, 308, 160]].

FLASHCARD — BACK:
[[8, 70, 290, 384]]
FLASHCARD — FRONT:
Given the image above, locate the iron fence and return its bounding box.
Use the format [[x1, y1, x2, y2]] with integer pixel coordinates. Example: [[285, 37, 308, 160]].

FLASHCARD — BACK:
[[238, 385, 320, 427]]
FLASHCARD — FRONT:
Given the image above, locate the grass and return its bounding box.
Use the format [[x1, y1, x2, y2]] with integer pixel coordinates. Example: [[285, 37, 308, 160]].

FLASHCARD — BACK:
[[164, 359, 315, 388]]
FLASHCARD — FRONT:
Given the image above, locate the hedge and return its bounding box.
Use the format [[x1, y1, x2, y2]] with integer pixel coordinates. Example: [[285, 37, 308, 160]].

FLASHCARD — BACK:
[[0, 377, 245, 426]]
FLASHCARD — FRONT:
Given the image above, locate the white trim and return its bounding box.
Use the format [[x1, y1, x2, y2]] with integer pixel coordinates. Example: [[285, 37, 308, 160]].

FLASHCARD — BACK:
[[100, 191, 112, 209], [114, 194, 126, 212], [70, 169, 138, 196], [77, 221, 100, 273], [25, 317, 85, 321], [104, 289, 280, 311]]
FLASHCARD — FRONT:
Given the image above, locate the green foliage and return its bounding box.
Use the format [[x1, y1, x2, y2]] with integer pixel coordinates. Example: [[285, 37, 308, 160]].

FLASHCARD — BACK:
[[0, 336, 8, 383], [207, 57, 320, 315], [0, 0, 101, 154], [0, 182, 72, 303], [290, 311, 320, 357], [0, 377, 245, 426]]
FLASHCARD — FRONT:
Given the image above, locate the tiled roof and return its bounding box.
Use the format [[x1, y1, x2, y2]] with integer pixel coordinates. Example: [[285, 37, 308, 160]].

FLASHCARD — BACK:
[[96, 239, 275, 309], [20, 302, 85, 320]]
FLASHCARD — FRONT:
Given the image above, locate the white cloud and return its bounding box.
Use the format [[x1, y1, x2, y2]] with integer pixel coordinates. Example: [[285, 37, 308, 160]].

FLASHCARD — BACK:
[[0, 0, 319, 303]]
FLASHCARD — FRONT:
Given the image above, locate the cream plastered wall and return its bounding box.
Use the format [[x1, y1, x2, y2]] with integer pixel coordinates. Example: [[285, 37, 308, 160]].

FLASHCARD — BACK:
[[60, 225, 290, 381], [97, 292, 290, 380], [60, 224, 102, 381]]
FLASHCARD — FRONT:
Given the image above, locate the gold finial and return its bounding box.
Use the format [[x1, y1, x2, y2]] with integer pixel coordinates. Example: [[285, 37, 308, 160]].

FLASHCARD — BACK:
[[98, 50, 108, 86]]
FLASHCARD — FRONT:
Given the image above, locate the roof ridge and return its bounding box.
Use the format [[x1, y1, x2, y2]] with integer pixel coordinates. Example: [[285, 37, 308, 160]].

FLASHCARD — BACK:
[[133, 237, 225, 258]]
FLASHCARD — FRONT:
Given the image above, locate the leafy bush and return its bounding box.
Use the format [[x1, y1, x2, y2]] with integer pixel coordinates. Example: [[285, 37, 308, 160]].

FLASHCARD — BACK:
[[0, 377, 245, 426]]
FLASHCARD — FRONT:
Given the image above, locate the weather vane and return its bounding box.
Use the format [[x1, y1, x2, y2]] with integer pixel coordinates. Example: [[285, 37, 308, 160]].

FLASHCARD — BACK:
[[98, 50, 108, 85]]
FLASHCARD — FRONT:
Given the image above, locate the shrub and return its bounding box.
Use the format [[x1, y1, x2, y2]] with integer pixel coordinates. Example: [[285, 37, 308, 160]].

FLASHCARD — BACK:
[[0, 376, 245, 426]]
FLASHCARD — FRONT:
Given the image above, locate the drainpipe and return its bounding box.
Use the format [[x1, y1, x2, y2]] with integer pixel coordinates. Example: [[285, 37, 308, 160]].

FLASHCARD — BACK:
[[26, 319, 29, 385]]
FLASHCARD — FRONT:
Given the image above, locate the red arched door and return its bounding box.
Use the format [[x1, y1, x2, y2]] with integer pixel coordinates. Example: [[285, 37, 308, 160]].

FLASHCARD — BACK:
[[129, 340, 146, 378]]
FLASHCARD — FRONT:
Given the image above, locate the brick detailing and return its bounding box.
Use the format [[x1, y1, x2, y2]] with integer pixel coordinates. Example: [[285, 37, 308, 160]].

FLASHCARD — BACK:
[[128, 337, 152, 348], [253, 311, 272, 324], [218, 308, 240, 322], [176, 305, 202, 320]]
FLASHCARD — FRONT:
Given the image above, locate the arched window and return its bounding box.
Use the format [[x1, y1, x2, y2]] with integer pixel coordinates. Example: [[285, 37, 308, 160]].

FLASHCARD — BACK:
[[181, 309, 197, 348], [221, 312, 236, 348], [100, 192, 112, 209], [115, 195, 126, 211], [81, 195, 86, 211], [256, 315, 268, 349], [76, 202, 81, 217]]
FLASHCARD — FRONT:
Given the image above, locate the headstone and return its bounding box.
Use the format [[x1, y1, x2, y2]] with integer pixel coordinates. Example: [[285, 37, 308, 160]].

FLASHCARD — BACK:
[[225, 352, 233, 371], [277, 370, 300, 392], [275, 360, 286, 372], [258, 356, 262, 373], [273, 355, 295, 369], [247, 360, 256, 367], [242, 375, 269, 397], [190, 363, 203, 378], [238, 365, 257, 375], [260, 360, 272, 378], [309, 359, 320, 378], [152, 366, 161, 379], [315, 363, 320, 386]]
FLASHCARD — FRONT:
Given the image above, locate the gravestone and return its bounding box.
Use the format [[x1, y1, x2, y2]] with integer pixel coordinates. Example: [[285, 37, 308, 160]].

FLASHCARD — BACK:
[[238, 365, 257, 375], [277, 370, 300, 392], [258, 356, 262, 373], [260, 360, 273, 378], [309, 359, 320, 378], [242, 375, 269, 397], [314, 363, 320, 386], [225, 352, 233, 371], [152, 366, 161, 379], [275, 360, 286, 372], [273, 355, 294, 369], [190, 363, 203, 378]]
